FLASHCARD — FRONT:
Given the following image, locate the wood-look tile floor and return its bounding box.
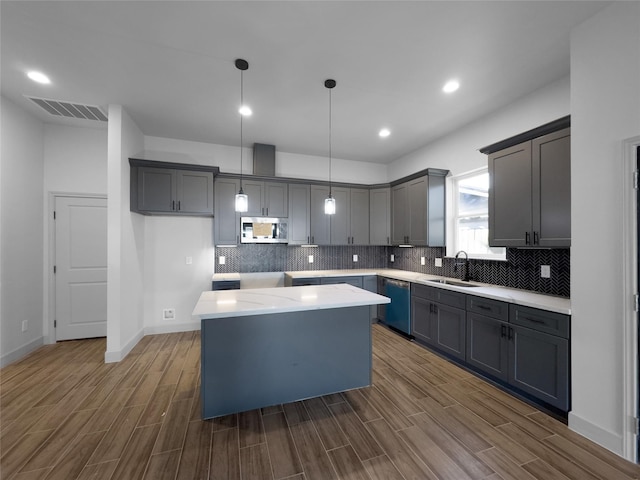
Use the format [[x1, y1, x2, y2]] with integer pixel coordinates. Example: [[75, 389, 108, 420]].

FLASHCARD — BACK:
[[1, 324, 639, 480]]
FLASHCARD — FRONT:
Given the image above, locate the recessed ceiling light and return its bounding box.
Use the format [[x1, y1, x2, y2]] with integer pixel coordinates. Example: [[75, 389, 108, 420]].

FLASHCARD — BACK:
[[443, 79, 460, 93], [379, 128, 391, 138], [239, 105, 252, 116], [27, 71, 51, 85]]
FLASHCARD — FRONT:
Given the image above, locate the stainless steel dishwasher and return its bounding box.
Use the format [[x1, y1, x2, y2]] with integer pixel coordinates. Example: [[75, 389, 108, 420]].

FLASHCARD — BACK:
[[380, 278, 411, 335]]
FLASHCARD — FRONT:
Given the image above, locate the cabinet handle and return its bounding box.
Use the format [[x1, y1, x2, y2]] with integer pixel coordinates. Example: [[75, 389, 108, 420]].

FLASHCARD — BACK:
[[172, 200, 175, 211], [311, 236, 314, 243], [525, 231, 531, 245], [477, 304, 491, 311], [521, 316, 545, 324], [501, 325, 507, 338], [508, 327, 514, 340], [237, 235, 239, 244], [533, 231, 539, 245], [266, 207, 269, 216], [177, 200, 181, 211], [307, 236, 310, 243]]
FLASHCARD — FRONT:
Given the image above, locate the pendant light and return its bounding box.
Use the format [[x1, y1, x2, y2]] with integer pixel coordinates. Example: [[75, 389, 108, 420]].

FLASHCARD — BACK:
[[235, 58, 249, 213], [324, 79, 336, 215]]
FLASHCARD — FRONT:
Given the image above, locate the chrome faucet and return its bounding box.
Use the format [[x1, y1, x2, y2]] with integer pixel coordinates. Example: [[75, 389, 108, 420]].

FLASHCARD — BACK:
[[454, 250, 470, 281]]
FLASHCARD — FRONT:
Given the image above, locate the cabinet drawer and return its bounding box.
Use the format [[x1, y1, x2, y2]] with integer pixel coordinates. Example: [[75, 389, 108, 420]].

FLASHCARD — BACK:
[[212, 280, 240, 290], [411, 283, 466, 309], [321, 276, 363, 288], [292, 277, 321, 286], [509, 304, 569, 339], [466, 295, 509, 321]]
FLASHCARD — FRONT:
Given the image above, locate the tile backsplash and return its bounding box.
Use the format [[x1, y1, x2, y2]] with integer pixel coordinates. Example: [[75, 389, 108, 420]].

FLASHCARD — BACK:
[[215, 245, 570, 298]]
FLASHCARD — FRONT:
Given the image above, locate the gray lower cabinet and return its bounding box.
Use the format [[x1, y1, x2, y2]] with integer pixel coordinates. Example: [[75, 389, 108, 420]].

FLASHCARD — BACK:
[[411, 284, 466, 361], [131, 164, 214, 215], [214, 178, 240, 245], [466, 297, 570, 411]]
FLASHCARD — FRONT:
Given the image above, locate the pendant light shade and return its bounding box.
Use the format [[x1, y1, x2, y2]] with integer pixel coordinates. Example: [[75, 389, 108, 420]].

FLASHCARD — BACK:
[[324, 79, 336, 215], [235, 58, 249, 213]]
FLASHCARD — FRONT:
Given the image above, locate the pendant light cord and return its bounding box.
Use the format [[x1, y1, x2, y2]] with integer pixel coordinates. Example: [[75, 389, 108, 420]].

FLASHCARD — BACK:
[[328, 86, 332, 196], [240, 69, 244, 191]]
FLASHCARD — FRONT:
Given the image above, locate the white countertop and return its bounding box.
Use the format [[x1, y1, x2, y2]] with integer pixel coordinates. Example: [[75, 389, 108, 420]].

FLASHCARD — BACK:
[[193, 283, 390, 319], [213, 268, 571, 315]]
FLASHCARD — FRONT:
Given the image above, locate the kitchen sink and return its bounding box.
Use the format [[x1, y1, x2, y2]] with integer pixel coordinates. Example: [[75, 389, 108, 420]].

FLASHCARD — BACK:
[[425, 278, 479, 288]]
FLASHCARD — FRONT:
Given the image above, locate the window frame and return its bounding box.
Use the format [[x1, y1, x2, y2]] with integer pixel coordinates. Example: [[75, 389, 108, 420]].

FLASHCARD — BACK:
[[448, 168, 506, 261]]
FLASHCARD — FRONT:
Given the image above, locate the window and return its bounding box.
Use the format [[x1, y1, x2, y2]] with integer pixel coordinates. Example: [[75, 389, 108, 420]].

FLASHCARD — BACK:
[[452, 169, 505, 259]]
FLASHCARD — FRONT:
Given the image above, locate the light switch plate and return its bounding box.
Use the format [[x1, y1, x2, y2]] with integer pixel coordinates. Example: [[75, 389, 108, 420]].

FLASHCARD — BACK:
[[219, 256, 226, 265], [541, 265, 551, 278], [390, 254, 395, 262], [353, 254, 358, 262], [186, 256, 193, 265], [435, 258, 443, 267], [420, 257, 425, 265], [163, 308, 175, 320], [308, 255, 314, 264]]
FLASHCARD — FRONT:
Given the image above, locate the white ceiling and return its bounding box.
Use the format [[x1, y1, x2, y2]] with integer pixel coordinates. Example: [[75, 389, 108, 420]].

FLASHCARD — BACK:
[[1, 1, 609, 164]]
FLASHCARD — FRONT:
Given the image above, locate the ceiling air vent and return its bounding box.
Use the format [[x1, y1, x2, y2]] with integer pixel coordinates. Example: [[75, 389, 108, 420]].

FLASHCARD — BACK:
[[25, 96, 108, 122]]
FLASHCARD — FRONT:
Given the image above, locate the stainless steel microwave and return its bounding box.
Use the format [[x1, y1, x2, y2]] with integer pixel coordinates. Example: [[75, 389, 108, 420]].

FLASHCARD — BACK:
[[240, 217, 288, 244]]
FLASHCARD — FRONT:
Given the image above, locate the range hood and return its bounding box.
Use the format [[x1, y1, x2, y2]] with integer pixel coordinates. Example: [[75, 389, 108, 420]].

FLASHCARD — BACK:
[[253, 143, 276, 177]]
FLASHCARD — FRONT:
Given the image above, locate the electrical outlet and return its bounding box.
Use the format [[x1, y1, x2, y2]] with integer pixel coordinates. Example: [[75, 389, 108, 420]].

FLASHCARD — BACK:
[[308, 255, 314, 264], [219, 256, 226, 265], [163, 308, 175, 320], [353, 254, 358, 262], [186, 256, 193, 265], [390, 254, 395, 262], [21, 320, 28, 332], [541, 265, 551, 278], [420, 257, 425, 265], [435, 258, 443, 267]]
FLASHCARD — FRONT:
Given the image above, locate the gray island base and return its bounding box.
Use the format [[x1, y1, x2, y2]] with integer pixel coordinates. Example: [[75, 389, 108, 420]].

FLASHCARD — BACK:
[[193, 284, 390, 419]]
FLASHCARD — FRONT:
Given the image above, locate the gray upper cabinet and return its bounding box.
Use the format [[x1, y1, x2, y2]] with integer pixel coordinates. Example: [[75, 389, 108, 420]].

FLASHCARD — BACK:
[[487, 124, 570, 247], [130, 159, 216, 216], [243, 180, 288, 217], [310, 185, 331, 245], [288, 184, 311, 245], [214, 178, 240, 245], [391, 172, 446, 246], [330, 187, 370, 245], [370, 187, 390, 245]]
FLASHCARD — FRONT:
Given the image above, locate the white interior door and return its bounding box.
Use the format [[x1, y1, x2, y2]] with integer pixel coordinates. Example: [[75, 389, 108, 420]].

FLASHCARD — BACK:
[[55, 196, 107, 340]]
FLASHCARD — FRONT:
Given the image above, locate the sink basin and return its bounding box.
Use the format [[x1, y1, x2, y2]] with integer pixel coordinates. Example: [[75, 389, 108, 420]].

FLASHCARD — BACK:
[[425, 278, 479, 288]]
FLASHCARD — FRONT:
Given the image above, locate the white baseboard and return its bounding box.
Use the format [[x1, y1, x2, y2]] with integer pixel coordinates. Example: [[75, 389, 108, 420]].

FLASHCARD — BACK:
[[144, 321, 200, 335], [104, 328, 144, 363], [568, 411, 625, 458], [1, 336, 44, 367]]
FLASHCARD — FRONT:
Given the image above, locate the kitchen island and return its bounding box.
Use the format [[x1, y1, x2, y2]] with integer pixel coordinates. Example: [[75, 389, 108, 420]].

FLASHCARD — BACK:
[[192, 283, 390, 419]]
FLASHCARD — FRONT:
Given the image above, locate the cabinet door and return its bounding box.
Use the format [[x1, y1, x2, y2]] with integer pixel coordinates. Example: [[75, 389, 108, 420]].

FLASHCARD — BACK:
[[310, 185, 331, 245], [288, 184, 310, 245], [176, 171, 213, 214], [242, 180, 264, 216], [508, 325, 569, 410], [391, 183, 408, 244], [138, 167, 176, 212], [350, 188, 370, 245], [330, 187, 351, 244], [411, 297, 435, 346], [427, 174, 446, 247], [533, 128, 571, 247], [265, 182, 288, 217], [466, 313, 509, 381], [214, 178, 240, 245], [408, 176, 428, 245], [434, 303, 466, 361], [370, 188, 390, 245], [488, 141, 532, 247]]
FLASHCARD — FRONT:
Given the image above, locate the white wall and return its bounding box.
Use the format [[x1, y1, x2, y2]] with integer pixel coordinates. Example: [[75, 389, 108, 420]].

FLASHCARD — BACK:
[[389, 76, 570, 179], [569, 1, 640, 457], [143, 216, 213, 333], [0, 96, 45, 366], [143, 136, 388, 184], [105, 105, 145, 362], [42, 124, 107, 342]]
